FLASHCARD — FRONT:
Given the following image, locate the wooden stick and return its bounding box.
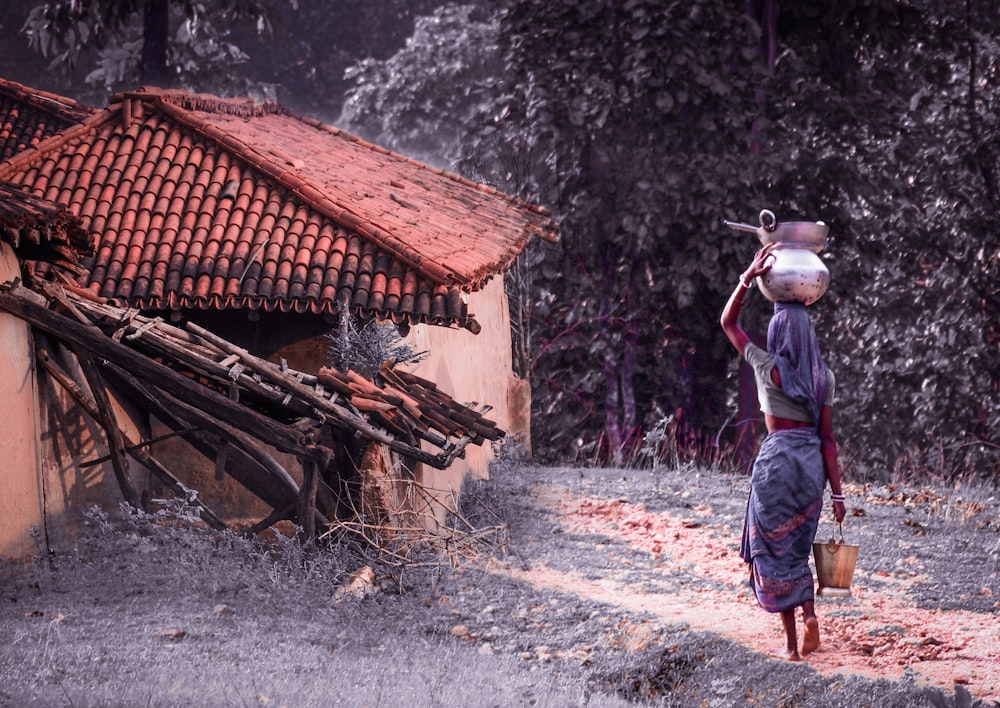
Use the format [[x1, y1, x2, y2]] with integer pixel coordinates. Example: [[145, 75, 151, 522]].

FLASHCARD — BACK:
[[185, 322, 395, 443], [33, 339, 225, 528], [214, 440, 230, 482], [183, 322, 457, 466], [242, 504, 296, 537], [34, 345, 101, 420], [124, 446, 229, 531], [298, 459, 319, 540], [78, 428, 198, 468]]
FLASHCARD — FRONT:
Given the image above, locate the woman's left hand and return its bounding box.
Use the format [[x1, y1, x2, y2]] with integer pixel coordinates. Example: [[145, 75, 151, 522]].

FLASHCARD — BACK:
[[832, 501, 846, 523]]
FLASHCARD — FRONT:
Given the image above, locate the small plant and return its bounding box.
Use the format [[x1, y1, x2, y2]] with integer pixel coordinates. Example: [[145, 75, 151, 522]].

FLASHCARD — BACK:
[[139, 482, 204, 528], [921, 684, 980, 708], [634, 413, 676, 470], [326, 309, 425, 377]]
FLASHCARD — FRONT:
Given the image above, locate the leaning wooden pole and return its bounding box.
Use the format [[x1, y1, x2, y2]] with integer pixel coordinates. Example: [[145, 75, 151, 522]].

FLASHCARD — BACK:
[[100, 364, 302, 509], [102, 363, 332, 532], [72, 347, 142, 508], [298, 459, 319, 541], [124, 444, 229, 531], [0, 285, 329, 463]]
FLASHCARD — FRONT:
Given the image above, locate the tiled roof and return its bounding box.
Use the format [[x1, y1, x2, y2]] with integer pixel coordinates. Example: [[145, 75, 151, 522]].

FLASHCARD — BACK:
[[0, 86, 557, 332], [0, 78, 95, 163], [0, 180, 91, 273]]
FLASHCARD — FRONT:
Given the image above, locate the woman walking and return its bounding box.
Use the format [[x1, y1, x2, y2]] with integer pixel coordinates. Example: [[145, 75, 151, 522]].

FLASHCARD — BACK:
[[720, 243, 847, 661]]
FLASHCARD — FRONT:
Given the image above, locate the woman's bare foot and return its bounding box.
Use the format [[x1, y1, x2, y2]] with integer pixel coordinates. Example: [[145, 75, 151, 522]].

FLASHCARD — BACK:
[[802, 616, 820, 655], [779, 609, 800, 661], [767, 647, 802, 662]]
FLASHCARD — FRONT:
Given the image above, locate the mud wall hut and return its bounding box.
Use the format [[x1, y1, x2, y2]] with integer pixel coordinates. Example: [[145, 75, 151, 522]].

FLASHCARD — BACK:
[[0, 81, 556, 556]]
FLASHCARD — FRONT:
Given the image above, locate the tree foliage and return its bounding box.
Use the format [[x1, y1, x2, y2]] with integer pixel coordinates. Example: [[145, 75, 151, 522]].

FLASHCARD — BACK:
[[20, 0, 277, 94], [768, 1, 1000, 482], [12, 0, 1000, 482], [480, 0, 778, 464], [16, 0, 441, 116], [337, 4, 500, 168], [465, 0, 1000, 480]]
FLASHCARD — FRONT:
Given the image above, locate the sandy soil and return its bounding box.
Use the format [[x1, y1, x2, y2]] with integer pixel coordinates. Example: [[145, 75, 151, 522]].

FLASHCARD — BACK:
[[489, 465, 1000, 703]]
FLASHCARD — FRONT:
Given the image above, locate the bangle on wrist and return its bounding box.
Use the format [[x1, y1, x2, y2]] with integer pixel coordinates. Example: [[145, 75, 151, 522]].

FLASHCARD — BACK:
[[831, 493, 845, 503], [739, 275, 752, 289]]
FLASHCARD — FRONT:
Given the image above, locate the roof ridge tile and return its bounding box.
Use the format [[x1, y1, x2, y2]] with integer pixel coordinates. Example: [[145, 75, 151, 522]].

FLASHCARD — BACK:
[[305, 117, 555, 222], [0, 77, 95, 121], [0, 108, 115, 179]]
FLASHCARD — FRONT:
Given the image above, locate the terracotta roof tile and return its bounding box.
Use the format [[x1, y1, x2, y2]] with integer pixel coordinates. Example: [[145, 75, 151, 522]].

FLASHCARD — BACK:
[[0, 78, 95, 163], [0, 86, 557, 331]]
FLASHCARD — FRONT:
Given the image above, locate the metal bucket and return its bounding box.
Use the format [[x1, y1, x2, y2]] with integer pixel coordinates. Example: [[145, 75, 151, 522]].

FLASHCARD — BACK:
[[813, 524, 858, 598], [722, 209, 830, 249]]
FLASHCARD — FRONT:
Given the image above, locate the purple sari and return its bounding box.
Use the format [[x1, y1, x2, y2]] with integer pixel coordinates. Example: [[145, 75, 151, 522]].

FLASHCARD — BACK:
[[740, 428, 825, 612]]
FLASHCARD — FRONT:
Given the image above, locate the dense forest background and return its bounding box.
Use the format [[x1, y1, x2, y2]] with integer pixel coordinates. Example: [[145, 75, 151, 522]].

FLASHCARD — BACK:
[[2, 0, 999, 484]]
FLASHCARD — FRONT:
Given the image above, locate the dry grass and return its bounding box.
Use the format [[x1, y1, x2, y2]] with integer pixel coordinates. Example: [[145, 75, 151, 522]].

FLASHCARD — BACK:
[[0, 495, 633, 708]]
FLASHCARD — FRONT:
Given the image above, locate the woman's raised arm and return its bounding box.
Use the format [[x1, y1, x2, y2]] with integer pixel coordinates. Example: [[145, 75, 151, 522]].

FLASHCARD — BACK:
[[720, 244, 778, 355]]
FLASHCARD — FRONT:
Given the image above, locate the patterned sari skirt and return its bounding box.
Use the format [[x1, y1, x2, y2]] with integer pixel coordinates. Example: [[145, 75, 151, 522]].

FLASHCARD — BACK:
[[740, 428, 825, 613]]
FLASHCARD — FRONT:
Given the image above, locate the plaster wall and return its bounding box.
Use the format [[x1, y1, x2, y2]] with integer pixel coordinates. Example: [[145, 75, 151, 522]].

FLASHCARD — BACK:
[[0, 250, 157, 558], [403, 276, 531, 525], [0, 242, 44, 558]]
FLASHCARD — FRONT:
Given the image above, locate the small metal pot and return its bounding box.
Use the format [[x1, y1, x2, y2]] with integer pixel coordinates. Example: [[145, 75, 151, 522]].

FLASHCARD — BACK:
[[723, 209, 829, 250]]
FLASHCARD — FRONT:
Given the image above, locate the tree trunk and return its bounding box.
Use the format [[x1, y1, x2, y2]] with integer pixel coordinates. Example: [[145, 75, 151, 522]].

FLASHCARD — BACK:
[[142, 0, 170, 87], [746, 0, 779, 155]]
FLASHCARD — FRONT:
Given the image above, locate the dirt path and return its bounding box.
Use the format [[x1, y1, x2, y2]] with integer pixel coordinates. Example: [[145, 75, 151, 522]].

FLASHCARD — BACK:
[[509, 482, 1000, 703]]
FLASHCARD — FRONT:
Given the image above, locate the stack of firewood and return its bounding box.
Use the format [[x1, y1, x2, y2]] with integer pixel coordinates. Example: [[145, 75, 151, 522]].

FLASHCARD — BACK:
[[0, 278, 503, 539], [0, 181, 91, 274]]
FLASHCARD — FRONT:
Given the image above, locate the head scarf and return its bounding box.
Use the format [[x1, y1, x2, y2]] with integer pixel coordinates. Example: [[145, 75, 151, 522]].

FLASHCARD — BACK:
[[767, 302, 829, 424]]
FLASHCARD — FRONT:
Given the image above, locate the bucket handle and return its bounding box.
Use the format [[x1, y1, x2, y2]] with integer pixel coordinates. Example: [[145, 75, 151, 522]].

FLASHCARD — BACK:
[[823, 522, 847, 553]]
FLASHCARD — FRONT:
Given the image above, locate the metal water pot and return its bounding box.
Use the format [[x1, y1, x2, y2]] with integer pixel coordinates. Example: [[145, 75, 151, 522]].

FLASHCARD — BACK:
[[723, 209, 831, 306]]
